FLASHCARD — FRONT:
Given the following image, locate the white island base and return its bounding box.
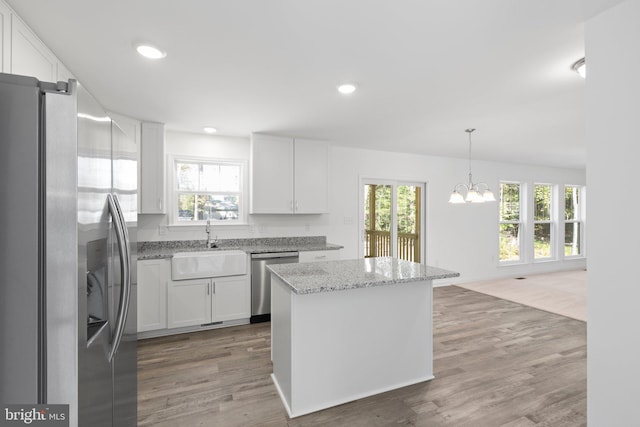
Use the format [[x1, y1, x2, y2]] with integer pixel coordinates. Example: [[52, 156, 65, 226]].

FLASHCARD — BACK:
[[270, 274, 433, 418]]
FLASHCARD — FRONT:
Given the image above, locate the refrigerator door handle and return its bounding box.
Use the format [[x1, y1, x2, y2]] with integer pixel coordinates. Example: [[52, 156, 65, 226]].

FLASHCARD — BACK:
[[107, 193, 132, 362]]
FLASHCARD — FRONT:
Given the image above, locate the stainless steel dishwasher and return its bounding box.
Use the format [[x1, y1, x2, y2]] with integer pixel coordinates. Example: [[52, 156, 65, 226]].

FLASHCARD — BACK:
[[250, 251, 299, 323]]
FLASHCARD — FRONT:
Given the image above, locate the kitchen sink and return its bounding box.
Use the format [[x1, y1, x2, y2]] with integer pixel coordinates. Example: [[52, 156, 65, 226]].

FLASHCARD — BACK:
[[171, 250, 247, 280]]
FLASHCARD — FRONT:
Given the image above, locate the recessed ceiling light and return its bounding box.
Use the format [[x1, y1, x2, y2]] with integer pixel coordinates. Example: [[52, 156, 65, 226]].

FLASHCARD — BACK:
[[571, 57, 586, 78], [134, 43, 167, 59], [337, 83, 357, 94], [203, 127, 217, 134]]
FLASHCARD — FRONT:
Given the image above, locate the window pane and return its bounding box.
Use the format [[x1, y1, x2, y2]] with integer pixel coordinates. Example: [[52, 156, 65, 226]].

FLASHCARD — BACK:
[[219, 165, 240, 192], [177, 163, 198, 190], [500, 183, 520, 221], [565, 186, 580, 220], [177, 194, 196, 221], [534, 185, 551, 221], [565, 222, 581, 256], [200, 195, 239, 221], [534, 223, 552, 259], [500, 223, 520, 261], [199, 164, 241, 192], [199, 164, 220, 191]]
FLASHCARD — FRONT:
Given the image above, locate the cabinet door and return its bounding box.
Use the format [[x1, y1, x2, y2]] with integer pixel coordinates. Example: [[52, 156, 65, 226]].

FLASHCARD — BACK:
[[212, 275, 251, 322], [137, 259, 169, 332], [140, 122, 166, 214], [10, 15, 57, 81], [298, 249, 341, 263], [294, 138, 329, 213], [168, 278, 211, 328], [0, 2, 9, 73], [250, 134, 294, 213]]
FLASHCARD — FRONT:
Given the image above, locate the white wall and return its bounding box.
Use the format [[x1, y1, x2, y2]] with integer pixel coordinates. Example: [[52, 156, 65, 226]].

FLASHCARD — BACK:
[[138, 130, 586, 283], [586, 1, 640, 425]]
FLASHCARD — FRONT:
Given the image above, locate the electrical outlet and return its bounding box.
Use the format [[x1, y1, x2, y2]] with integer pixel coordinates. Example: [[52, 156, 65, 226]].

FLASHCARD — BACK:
[[158, 225, 167, 236]]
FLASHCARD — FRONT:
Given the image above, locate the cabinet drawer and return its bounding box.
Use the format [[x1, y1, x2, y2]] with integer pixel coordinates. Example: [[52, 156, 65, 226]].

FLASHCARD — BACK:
[[298, 250, 341, 263]]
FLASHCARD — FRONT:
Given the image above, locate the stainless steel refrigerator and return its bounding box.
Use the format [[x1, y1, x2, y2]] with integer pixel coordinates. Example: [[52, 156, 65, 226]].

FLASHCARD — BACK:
[[0, 72, 137, 427]]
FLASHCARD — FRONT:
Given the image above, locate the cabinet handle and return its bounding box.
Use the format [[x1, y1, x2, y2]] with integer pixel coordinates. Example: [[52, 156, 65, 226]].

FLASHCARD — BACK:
[[158, 198, 162, 211], [295, 200, 299, 211], [213, 282, 216, 294], [207, 283, 210, 295]]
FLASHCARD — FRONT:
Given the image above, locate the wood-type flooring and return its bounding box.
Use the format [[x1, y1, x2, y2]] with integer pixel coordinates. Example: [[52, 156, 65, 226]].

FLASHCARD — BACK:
[[137, 286, 586, 426]]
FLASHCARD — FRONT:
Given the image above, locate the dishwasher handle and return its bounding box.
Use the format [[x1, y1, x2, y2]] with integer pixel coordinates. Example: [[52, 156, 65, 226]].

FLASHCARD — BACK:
[[251, 251, 299, 259]]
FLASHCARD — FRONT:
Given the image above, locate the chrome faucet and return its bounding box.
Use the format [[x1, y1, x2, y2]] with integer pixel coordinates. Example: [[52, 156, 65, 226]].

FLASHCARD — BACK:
[[205, 219, 218, 248]]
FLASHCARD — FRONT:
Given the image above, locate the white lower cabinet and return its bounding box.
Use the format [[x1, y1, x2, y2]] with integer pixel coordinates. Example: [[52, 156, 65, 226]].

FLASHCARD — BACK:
[[168, 275, 250, 329], [168, 278, 211, 328], [298, 249, 342, 263], [137, 259, 169, 332], [211, 276, 251, 322]]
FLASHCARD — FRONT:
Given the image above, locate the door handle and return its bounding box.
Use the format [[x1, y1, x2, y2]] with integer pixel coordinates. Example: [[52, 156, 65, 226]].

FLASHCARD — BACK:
[[107, 193, 132, 362]]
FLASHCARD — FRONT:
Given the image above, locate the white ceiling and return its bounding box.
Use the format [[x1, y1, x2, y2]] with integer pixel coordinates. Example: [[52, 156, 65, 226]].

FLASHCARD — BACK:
[[6, 0, 619, 169]]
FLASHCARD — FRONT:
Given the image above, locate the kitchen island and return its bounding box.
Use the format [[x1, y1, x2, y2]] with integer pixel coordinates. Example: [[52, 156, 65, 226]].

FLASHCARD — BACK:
[[267, 257, 459, 418]]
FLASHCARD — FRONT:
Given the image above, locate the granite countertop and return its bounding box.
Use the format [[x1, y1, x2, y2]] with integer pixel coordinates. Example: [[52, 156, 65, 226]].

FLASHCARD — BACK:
[[138, 236, 343, 260], [267, 257, 459, 295]]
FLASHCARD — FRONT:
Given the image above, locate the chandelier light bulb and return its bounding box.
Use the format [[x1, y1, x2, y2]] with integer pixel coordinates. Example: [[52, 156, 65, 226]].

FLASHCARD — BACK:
[[448, 128, 496, 204]]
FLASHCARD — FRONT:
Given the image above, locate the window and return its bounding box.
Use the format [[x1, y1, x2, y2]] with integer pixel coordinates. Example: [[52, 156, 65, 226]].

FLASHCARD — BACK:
[[172, 158, 244, 224], [499, 182, 522, 262], [534, 184, 553, 259], [564, 186, 582, 256]]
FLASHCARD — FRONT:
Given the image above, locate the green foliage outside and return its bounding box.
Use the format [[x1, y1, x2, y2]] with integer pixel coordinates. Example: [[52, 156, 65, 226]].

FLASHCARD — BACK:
[[364, 185, 419, 234], [499, 183, 520, 261], [534, 185, 552, 259]]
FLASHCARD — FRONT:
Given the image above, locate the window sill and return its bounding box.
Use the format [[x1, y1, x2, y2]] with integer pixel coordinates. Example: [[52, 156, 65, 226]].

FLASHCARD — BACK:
[[167, 223, 249, 231], [497, 260, 526, 267]]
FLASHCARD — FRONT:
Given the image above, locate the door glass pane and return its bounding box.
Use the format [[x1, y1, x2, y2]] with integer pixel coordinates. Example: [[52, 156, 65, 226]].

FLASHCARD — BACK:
[[364, 184, 391, 257], [500, 223, 520, 261], [396, 185, 421, 262]]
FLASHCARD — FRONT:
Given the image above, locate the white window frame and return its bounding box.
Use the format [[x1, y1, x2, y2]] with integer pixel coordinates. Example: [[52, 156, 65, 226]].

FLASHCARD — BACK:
[[499, 181, 524, 264], [533, 183, 555, 261], [563, 185, 584, 258], [168, 155, 248, 226]]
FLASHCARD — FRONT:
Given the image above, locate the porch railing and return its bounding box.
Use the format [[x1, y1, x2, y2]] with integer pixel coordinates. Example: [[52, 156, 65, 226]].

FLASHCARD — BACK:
[[365, 230, 420, 262]]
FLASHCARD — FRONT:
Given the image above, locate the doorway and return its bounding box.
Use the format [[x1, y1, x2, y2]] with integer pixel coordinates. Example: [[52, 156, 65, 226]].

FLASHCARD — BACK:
[[361, 180, 426, 263]]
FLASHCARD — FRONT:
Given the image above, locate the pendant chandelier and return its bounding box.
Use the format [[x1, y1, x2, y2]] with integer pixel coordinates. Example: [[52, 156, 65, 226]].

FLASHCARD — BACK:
[[448, 128, 496, 204]]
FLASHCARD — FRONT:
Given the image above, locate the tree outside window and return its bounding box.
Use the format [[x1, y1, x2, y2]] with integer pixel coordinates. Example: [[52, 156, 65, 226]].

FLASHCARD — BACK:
[[534, 184, 553, 259], [564, 186, 582, 256], [499, 182, 521, 262]]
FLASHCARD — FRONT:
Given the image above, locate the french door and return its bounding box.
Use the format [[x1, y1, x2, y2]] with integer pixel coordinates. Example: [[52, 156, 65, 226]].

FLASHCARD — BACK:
[[361, 180, 425, 263]]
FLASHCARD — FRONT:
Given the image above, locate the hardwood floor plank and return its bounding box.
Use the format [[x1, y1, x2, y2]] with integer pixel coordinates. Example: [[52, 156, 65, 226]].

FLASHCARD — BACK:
[[138, 284, 586, 426]]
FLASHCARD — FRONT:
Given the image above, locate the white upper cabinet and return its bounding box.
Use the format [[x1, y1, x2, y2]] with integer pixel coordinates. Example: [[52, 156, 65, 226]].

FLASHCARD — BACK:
[[139, 122, 166, 214], [10, 15, 57, 81], [293, 138, 329, 214], [250, 134, 329, 214], [1, 2, 75, 82], [0, 2, 9, 73], [250, 134, 294, 213]]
